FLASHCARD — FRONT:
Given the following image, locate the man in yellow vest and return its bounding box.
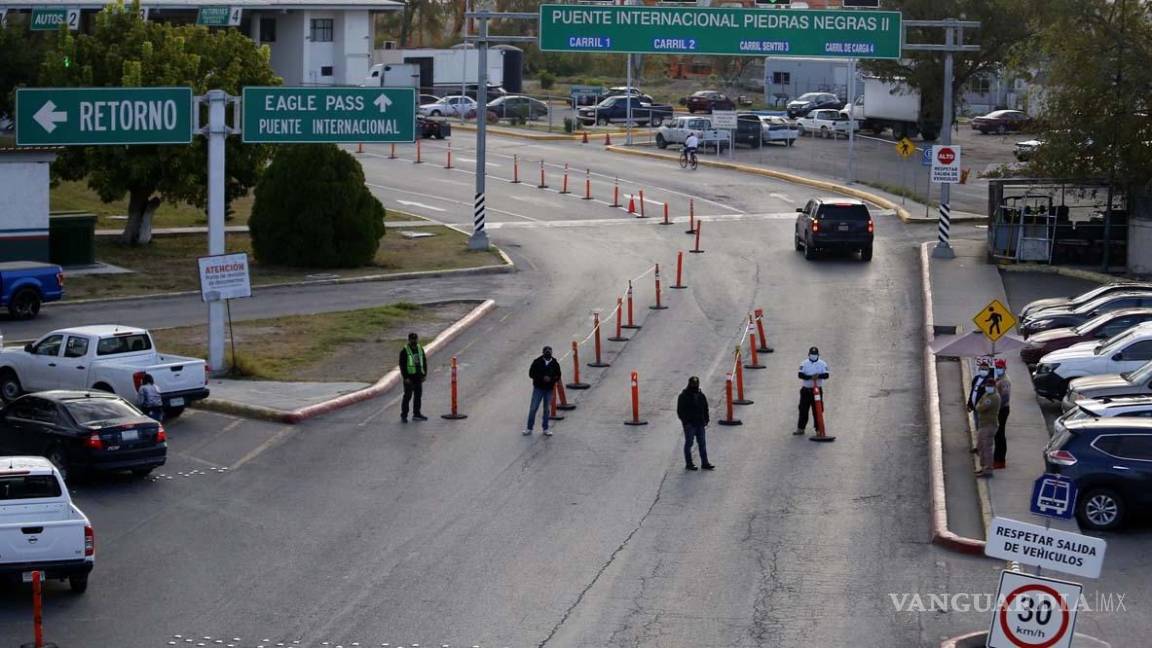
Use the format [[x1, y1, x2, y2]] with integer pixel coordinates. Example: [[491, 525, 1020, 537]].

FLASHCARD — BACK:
[[399, 332, 428, 422]]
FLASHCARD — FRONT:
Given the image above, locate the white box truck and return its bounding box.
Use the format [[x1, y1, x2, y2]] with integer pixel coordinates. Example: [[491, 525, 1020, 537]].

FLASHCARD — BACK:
[[368, 48, 510, 96], [844, 77, 940, 141]]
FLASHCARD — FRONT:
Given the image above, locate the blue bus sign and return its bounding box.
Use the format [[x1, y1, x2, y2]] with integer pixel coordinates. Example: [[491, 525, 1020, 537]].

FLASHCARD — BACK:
[[1030, 474, 1078, 521]]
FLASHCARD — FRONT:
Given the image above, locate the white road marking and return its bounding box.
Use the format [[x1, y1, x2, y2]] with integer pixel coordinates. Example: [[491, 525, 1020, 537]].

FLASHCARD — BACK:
[[229, 425, 297, 470], [396, 200, 446, 212], [367, 183, 540, 222], [486, 212, 795, 229], [770, 192, 794, 203]]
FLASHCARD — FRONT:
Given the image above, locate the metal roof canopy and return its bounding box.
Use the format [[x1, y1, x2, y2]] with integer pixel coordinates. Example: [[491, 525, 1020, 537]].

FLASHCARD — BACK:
[[0, 0, 402, 10]]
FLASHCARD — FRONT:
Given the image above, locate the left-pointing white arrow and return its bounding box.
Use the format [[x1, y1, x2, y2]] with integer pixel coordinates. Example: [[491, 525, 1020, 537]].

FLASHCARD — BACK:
[[33, 101, 67, 133], [374, 94, 392, 113]]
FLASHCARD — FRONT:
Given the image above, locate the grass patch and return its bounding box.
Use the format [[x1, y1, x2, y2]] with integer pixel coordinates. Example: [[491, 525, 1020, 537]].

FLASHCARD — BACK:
[[152, 304, 424, 382], [67, 227, 503, 300], [51, 180, 255, 230], [857, 180, 935, 207]]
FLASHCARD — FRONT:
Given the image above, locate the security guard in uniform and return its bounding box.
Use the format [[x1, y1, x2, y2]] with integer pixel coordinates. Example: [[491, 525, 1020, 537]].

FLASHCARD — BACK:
[[399, 332, 428, 422], [796, 346, 830, 435]]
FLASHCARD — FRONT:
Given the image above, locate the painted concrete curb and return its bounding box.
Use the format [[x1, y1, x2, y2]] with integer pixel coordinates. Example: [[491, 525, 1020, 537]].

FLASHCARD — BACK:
[[60, 251, 514, 307], [998, 262, 1116, 284], [941, 631, 1110, 648], [193, 299, 497, 424], [920, 241, 988, 555]]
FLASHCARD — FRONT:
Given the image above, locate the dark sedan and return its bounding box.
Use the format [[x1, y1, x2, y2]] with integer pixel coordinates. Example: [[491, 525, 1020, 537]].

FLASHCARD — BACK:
[[1045, 417, 1152, 530], [486, 95, 549, 120], [1020, 308, 1152, 366], [417, 115, 449, 139], [970, 109, 1030, 134], [786, 92, 842, 118], [1021, 293, 1152, 338], [0, 391, 166, 481], [683, 90, 736, 114]]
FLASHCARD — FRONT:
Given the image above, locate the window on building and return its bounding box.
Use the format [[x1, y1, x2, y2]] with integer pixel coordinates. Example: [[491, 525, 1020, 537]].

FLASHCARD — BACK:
[[320, 66, 333, 77], [310, 18, 333, 42], [970, 76, 992, 95], [260, 18, 276, 43], [771, 72, 791, 85]]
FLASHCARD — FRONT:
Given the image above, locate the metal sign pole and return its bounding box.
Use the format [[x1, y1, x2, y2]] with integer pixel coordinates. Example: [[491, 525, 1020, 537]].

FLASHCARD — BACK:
[[206, 89, 228, 374], [933, 25, 956, 259], [469, 14, 491, 251], [626, 53, 633, 145], [847, 57, 856, 182]]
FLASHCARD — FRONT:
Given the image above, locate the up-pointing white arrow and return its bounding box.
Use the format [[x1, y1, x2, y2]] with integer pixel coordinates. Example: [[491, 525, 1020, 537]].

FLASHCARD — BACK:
[[34, 100, 68, 133], [373, 93, 392, 113]]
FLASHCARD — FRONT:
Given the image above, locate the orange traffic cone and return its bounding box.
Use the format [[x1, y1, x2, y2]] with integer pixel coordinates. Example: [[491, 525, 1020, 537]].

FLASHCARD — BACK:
[[604, 132, 612, 146], [582, 131, 589, 144], [628, 194, 636, 214]]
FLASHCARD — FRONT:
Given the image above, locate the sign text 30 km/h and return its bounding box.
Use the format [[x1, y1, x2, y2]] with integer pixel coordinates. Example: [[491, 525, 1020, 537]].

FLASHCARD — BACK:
[[16, 87, 194, 146], [538, 4, 902, 58], [241, 87, 416, 144]]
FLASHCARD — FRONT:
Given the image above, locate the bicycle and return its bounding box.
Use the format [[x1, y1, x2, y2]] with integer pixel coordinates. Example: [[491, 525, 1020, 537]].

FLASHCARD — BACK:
[[679, 147, 698, 170]]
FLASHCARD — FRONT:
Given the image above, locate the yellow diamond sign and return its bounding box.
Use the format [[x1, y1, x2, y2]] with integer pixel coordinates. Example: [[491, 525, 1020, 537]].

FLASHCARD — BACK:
[[896, 137, 916, 159], [972, 299, 1017, 342]]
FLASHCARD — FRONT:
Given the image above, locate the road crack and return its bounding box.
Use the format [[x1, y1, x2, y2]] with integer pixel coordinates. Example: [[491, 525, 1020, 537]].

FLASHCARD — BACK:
[[537, 471, 670, 648]]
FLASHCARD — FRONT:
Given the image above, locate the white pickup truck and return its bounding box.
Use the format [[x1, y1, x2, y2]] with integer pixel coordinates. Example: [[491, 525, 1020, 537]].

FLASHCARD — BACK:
[[0, 456, 93, 592], [655, 116, 728, 150], [0, 325, 209, 418]]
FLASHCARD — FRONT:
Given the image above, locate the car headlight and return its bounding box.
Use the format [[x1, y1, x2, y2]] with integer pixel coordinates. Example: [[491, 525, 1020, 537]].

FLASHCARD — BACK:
[[1036, 363, 1061, 375]]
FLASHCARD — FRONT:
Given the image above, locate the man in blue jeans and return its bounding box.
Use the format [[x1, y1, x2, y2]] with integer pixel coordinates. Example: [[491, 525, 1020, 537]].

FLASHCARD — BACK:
[[677, 376, 714, 470], [525, 346, 562, 436]]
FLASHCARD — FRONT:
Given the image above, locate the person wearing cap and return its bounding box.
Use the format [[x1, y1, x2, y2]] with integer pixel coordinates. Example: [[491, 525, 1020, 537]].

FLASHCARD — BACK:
[[399, 332, 428, 423], [993, 359, 1012, 469], [967, 356, 994, 412], [526, 345, 562, 436], [677, 376, 714, 471], [796, 346, 830, 435], [974, 377, 1002, 477]]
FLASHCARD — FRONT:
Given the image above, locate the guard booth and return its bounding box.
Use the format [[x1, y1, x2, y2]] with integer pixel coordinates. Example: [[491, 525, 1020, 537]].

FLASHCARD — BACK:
[[986, 178, 1128, 269]]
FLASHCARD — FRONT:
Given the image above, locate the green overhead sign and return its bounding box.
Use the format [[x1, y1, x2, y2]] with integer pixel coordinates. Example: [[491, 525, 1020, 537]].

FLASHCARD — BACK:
[[15, 87, 194, 146], [538, 4, 902, 59], [197, 6, 241, 27], [30, 8, 80, 31], [241, 87, 417, 144]]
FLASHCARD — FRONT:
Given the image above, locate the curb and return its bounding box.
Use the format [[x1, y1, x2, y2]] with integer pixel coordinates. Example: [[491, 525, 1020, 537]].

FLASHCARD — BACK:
[[192, 299, 497, 424], [941, 631, 1111, 648], [921, 241, 988, 555], [997, 262, 1117, 284], [452, 122, 633, 142], [605, 144, 915, 223], [958, 356, 996, 531], [59, 252, 514, 307]]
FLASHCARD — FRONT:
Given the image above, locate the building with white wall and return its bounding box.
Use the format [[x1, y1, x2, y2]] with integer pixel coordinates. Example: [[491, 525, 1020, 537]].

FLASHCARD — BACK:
[[0, 149, 57, 263], [0, 0, 403, 87]]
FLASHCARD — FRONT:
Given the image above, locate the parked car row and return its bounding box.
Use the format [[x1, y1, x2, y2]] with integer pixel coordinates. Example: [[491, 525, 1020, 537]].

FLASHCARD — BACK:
[[1019, 283, 1152, 530]]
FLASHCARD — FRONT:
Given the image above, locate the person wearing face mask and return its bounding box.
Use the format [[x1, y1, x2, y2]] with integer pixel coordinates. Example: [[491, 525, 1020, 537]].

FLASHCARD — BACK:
[[677, 376, 714, 471], [974, 377, 1002, 478], [967, 357, 993, 412], [525, 346, 563, 436], [993, 359, 1012, 469], [796, 346, 830, 435]]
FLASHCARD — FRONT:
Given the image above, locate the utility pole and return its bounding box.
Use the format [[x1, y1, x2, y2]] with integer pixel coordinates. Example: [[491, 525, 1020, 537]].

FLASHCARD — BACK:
[[903, 19, 981, 260]]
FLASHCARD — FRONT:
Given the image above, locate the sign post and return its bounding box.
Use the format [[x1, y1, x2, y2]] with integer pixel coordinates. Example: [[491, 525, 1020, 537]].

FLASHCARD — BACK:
[[986, 570, 1081, 648], [198, 252, 251, 377], [538, 5, 903, 59], [931, 144, 962, 184], [971, 298, 1017, 344], [15, 87, 194, 146], [241, 87, 416, 143]]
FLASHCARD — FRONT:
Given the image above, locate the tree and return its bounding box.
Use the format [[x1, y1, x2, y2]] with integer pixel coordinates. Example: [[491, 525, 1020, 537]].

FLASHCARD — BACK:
[[248, 144, 386, 268], [0, 20, 51, 121], [38, 1, 280, 245], [861, 0, 1038, 130]]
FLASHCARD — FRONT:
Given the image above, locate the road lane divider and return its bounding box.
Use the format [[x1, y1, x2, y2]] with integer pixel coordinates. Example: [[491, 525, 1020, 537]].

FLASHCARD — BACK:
[[650, 265, 667, 310], [623, 371, 648, 426], [690, 219, 704, 253], [718, 373, 741, 426], [671, 251, 687, 289], [753, 308, 775, 354], [567, 340, 590, 389], [441, 355, 468, 420]]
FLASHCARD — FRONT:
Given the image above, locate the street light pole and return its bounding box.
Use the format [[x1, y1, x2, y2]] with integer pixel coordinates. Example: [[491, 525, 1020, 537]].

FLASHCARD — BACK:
[[469, 13, 490, 251], [932, 24, 957, 259]]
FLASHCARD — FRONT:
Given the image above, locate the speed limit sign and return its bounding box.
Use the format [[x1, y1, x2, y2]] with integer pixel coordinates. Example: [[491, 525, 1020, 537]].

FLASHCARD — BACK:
[[987, 571, 1082, 648]]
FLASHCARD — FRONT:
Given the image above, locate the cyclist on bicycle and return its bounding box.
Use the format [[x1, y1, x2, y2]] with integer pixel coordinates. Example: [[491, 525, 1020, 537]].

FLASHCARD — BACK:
[[684, 131, 700, 162]]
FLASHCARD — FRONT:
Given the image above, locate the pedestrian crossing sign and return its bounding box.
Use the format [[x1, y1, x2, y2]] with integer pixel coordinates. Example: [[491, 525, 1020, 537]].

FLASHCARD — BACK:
[[896, 137, 916, 158], [973, 299, 1017, 342]]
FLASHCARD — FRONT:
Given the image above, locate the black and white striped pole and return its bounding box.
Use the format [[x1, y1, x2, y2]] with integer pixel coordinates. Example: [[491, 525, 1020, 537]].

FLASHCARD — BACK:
[[931, 24, 958, 259]]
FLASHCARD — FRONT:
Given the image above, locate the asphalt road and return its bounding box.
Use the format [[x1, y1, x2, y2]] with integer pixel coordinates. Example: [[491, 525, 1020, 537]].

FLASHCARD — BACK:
[[0, 133, 1019, 647]]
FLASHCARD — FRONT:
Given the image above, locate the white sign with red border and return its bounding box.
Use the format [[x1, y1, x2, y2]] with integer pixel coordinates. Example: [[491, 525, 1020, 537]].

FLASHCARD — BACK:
[[931, 144, 961, 183], [197, 252, 252, 302], [987, 571, 1081, 648]]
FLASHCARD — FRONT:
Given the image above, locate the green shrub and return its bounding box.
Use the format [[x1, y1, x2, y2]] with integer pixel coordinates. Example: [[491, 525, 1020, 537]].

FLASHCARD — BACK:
[[249, 144, 386, 268], [563, 117, 575, 133], [539, 70, 556, 90]]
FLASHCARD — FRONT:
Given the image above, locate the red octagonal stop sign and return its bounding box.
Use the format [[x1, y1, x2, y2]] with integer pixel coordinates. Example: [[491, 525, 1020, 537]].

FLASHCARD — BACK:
[[937, 146, 956, 165]]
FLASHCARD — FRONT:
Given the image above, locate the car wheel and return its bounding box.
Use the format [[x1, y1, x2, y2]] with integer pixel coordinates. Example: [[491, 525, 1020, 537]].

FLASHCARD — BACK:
[[796, 124, 806, 135], [597, 117, 608, 126], [861, 245, 874, 262], [69, 574, 89, 594], [47, 445, 69, 482], [1077, 487, 1125, 531], [794, 236, 804, 252], [979, 128, 989, 134], [655, 134, 667, 149], [163, 406, 185, 420], [651, 116, 663, 127], [92, 382, 114, 393], [0, 369, 22, 403], [7, 288, 41, 320], [131, 467, 155, 478], [803, 240, 817, 260], [434, 130, 446, 140], [430, 110, 441, 117]]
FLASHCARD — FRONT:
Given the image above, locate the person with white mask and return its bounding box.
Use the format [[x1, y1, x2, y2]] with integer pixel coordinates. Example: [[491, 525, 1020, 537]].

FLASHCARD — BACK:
[[796, 346, 830, 435]]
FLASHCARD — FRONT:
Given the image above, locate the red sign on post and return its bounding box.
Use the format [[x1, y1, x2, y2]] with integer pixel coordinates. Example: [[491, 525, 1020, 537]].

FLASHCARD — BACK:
[[930, 144, 961, 183], [936, 147, 956, 165]]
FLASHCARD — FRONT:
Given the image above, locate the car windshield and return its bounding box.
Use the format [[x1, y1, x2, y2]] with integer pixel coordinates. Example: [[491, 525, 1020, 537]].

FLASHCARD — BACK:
[[817, 204, 870, 220], [1074, 295, 1128, 314], [64, 398, 141, 425], [1074, 312, 1118, 334], [796, 93, 821, 101], [1121, 359, 1152, 383], [597, 97, 617, 107], [96, 333, 153, 355], [0, 474, 61, 500]]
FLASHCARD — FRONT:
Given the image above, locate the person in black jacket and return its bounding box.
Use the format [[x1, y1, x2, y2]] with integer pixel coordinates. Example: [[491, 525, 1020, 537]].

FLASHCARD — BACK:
[[677, 376, 714, 470], [525, 346, 562, 436], [399, 332, 427, 422]]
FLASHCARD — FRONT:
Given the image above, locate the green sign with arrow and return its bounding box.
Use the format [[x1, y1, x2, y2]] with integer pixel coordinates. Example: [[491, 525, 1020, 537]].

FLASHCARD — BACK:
[[242, 87, 417, 144], [15, 87, 194, 146]]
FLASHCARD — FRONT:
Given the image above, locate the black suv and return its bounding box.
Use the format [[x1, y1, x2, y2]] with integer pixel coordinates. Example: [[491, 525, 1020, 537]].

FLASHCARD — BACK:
[[1045, 417, 1152, 530], [794, 198, 874, 261]]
